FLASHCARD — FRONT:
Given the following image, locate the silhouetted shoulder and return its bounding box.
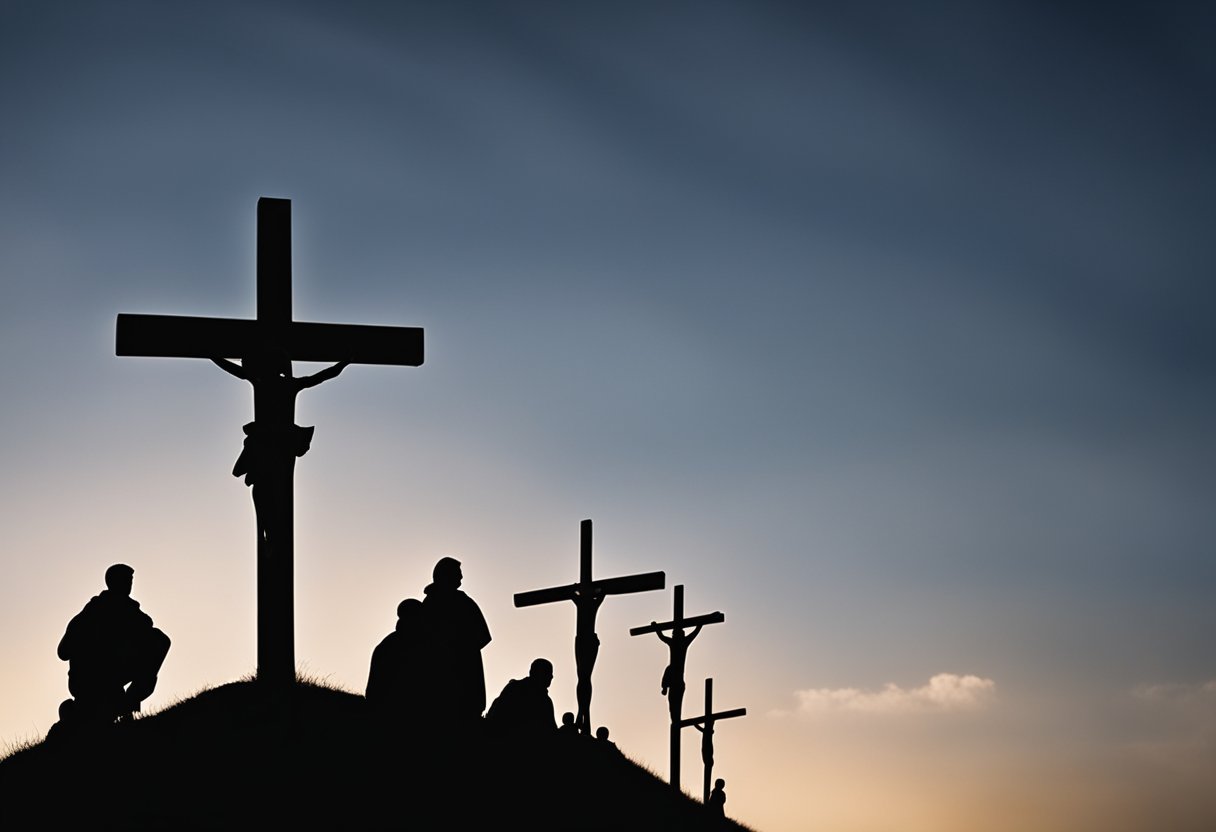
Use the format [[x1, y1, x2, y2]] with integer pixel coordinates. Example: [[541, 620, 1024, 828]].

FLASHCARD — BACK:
[[486, 659, 556, 739], [423, 585, 491, 647]]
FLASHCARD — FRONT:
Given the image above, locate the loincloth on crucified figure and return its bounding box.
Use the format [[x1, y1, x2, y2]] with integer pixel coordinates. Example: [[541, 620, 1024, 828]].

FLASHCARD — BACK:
[[231, 421, 315, 542], [231, 421, 316, 485]]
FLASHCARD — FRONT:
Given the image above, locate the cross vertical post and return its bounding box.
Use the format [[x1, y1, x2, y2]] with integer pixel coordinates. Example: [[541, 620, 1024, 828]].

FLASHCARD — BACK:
[[580, 517, 593, 586], [257, 198, 291, 326], [704, 678, 714, 803], [671, 585, 683, 789], [255, 198, 295, 686]]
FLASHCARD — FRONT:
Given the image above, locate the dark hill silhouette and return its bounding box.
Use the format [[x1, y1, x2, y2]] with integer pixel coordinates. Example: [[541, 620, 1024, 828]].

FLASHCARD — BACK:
[[0, 678, 755, 831]]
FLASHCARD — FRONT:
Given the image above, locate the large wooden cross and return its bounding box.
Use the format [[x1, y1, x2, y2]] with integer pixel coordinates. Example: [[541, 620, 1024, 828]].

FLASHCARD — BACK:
[[514, 519, 665, 734], [630, 584, 724, 788], [679, 678, 746, 803], [115, 197, 423, 685]]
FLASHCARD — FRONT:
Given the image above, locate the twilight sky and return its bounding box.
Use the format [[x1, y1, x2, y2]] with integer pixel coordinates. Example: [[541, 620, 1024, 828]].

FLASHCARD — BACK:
[[2, 3, 1214, 830]]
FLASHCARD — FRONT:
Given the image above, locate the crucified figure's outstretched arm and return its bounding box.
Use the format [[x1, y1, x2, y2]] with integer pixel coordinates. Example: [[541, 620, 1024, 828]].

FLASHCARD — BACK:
[[294, 361, 349, 390], [655, 624, 673, 647], [211, 357, 249, 380]]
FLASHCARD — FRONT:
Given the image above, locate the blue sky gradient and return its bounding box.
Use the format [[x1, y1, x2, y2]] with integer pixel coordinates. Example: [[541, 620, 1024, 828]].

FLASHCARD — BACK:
[[2, 4, 1214, 829]]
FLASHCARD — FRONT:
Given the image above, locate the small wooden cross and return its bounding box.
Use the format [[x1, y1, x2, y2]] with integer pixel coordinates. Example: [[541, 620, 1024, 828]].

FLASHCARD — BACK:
[[679, 677, 746, 803], [116, 198, 423, 685], [630, 584, 724, 788], [514, 519, 665, 733]]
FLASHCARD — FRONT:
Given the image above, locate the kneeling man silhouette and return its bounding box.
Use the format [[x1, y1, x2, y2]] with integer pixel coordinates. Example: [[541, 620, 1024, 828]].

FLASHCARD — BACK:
[[57, 564, 171, 726]]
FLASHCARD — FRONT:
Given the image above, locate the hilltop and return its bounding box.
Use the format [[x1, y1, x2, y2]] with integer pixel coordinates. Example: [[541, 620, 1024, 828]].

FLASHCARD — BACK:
[[0, 679, 754, 831]]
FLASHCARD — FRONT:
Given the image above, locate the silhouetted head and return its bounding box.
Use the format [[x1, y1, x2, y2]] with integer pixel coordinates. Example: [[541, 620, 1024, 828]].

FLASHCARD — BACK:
[[433, 557, 463, 588], [595, 726, 610, 741], [396, 598, 422, 621], [715, 778, 725, 790], [561, 711, 574, 727], [529, 658, 554, 689], [245, 345, 292, 379], [105, 563, 134, 596]]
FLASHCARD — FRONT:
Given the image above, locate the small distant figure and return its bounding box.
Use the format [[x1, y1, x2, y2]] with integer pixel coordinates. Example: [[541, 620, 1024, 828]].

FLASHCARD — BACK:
[[366, 598, 427, 718], [211, 352, 348, 543], [44, 699, 78, 743], [486, 658, 556, 738], [422, 557, 492, 720], [594, 725, 619, 753], [708, 778, 726, 819], [557, 711, 579, 737], [57, 564, 171, 725]]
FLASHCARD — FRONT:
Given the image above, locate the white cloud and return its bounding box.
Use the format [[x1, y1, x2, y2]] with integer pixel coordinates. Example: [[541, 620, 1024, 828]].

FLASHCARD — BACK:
[[1129, 679, 1216, 740], [778, 673, 996, 717], [1131, 679, 1216, 705]]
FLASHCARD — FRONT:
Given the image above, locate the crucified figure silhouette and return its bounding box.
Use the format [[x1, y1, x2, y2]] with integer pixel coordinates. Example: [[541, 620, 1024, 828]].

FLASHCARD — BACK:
[[572, 583, 607, 734], [212, 350, 348, 542], [656, 621, 703, 723]]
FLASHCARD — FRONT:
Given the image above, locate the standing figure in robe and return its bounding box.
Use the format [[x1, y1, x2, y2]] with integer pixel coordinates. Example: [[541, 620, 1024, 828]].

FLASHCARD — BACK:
[[422, 557, 492, 722]]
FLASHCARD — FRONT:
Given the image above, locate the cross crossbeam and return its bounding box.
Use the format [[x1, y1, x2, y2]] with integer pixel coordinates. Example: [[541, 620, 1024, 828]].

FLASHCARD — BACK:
[[117, 315, 422, 365], [515, 571, 666, 608], [515, 519, 665, 608], [630, 611, 724, 636]]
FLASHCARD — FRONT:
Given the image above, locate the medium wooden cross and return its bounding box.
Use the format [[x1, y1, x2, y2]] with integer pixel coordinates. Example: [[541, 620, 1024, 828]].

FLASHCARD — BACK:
[[115, 197, 423, 685], [630, 584, 724, 788], [679, 677, 746, 803], [514, 519, 665, 734]]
